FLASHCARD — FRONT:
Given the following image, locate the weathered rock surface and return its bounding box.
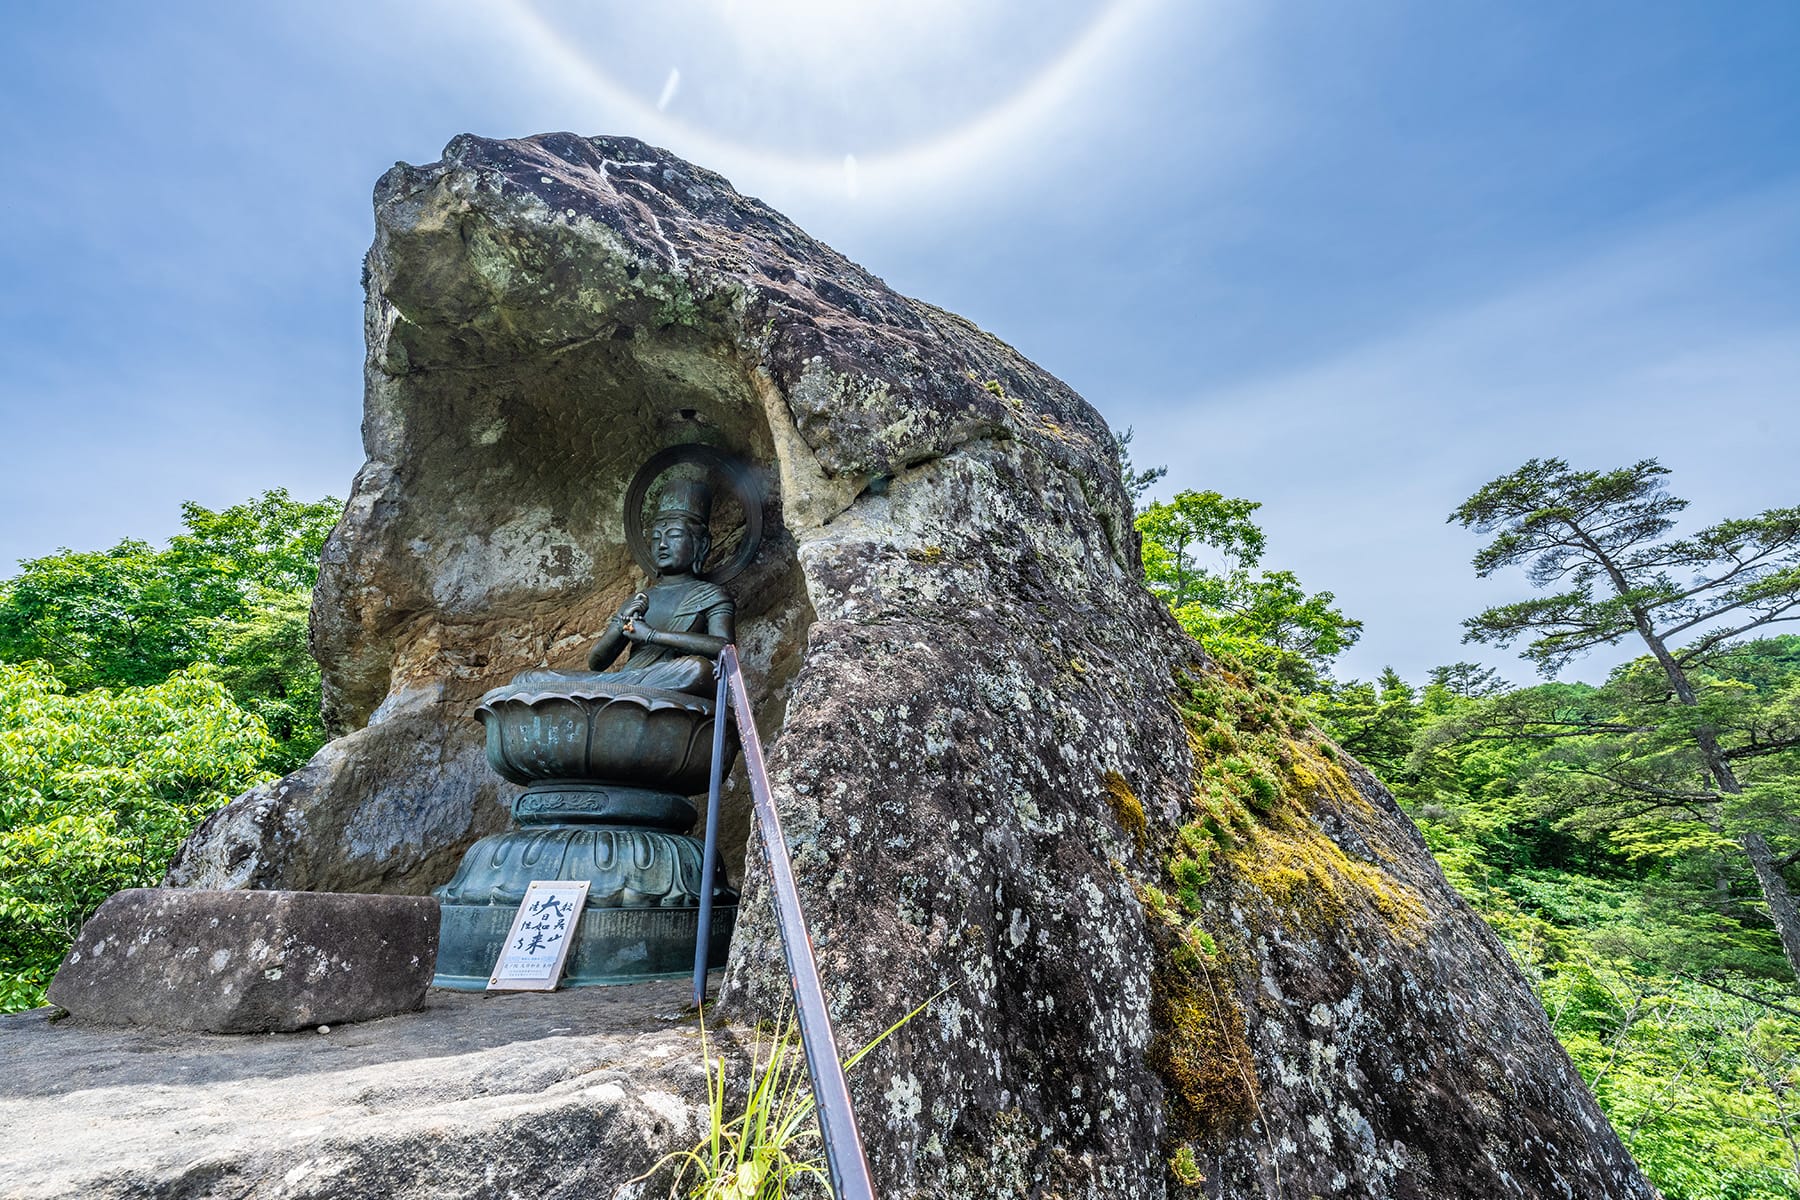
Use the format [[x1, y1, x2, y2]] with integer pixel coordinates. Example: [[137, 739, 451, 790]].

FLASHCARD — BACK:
[[47, 888, 437, 1032], [0, 982, 712, 1199], [155, 133, 1654, 1198]]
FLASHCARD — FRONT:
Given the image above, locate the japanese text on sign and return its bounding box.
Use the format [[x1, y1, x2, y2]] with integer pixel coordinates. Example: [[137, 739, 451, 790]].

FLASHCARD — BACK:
[[488, 880, 589, 991]]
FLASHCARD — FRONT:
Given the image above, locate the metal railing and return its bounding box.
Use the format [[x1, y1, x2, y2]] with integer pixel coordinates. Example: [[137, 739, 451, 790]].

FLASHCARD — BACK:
[[692, 644, 877, 1200]]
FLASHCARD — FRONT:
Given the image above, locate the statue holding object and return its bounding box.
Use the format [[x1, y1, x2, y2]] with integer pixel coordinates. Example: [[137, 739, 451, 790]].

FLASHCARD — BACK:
[[432, 446, 761, 990]]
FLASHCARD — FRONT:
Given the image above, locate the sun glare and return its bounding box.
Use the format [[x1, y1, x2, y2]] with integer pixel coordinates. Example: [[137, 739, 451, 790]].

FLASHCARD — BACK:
[[493, 0, 1168, 202]]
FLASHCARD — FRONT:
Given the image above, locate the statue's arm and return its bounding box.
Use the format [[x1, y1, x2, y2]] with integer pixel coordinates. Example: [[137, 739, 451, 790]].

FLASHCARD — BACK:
[[586, 618, 628, 670], [589, 592, 650, 669], [633, 599, 734, 659], [706, 601, 736, 645], [641, 629, 727, 658]]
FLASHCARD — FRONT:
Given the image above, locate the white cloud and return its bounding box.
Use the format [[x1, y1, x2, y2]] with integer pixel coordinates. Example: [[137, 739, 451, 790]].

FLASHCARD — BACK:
[[1153, 186, 1800, 683]]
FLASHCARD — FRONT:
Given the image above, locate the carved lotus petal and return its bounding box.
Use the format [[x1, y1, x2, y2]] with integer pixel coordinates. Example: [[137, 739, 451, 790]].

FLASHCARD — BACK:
[[475, 683, 727, 794]]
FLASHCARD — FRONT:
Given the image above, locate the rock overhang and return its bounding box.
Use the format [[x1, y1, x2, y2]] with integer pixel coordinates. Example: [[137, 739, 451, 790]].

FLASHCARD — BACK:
[[155, 131, 1658, 1200]]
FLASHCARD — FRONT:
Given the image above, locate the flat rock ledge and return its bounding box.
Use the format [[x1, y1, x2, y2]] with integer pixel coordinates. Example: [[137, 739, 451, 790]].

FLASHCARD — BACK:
[[47, 889, 439, 1033], [0, 982, 718, 1200]]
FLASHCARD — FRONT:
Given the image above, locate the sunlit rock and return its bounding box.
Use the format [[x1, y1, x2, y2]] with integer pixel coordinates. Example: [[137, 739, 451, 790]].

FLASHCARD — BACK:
[[162, 133, 1654, 1199]]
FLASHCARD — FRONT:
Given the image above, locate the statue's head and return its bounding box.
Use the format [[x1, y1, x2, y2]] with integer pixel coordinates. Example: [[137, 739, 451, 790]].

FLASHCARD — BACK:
[[649, 479, 713, 576]]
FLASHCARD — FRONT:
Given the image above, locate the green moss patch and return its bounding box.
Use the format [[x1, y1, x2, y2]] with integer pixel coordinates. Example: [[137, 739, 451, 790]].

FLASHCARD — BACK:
[[1140, 666, 1430, 1165], [1103, 769, 1148, 851], [1144, 903, 1259, 1156]]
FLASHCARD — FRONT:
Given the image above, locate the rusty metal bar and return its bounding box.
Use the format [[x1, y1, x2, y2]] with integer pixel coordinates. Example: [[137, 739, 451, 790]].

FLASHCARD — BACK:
[[691, 660, 732, 1010], [718, 644, 878, 1200]]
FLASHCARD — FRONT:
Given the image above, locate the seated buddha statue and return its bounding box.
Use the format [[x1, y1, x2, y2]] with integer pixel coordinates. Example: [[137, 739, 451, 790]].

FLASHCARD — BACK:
[[497, 478, 734, 699]]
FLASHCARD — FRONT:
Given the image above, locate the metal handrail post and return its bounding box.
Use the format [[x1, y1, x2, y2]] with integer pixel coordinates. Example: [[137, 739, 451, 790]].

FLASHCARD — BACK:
[[691, 660, 731, 1009], [720, 645, 877, 1200]]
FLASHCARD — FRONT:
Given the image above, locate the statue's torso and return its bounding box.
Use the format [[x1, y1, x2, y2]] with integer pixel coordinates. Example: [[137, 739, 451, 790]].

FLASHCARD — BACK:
[[625, 577, 731, 667]]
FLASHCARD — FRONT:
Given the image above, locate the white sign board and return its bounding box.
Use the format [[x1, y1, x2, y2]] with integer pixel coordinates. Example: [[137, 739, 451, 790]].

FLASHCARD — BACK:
[[487, 880, 590, 991]]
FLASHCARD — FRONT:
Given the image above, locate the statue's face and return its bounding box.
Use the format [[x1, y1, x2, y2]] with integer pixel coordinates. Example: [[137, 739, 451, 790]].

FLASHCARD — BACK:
[[650, 515, 705, 573]]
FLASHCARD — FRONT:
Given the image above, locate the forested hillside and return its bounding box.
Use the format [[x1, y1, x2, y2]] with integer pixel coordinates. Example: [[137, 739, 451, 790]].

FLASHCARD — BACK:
[[3, 457, 1797, 1198], [1320, 643, 1800, 1198]]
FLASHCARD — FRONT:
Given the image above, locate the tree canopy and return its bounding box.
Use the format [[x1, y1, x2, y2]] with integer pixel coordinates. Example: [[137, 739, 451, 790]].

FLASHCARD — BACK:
[[0, 490, 336, 1011], [1454, 457, 1800, 676], [1451, 458, 1800, 982], [0, 663, 276, 1009], [1136, 489, 1362, 692], [0, 489, 338, 769]]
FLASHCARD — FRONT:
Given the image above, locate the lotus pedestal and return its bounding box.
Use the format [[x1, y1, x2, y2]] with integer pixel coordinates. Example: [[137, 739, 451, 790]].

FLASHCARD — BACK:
[[430, 682, 737, 990]]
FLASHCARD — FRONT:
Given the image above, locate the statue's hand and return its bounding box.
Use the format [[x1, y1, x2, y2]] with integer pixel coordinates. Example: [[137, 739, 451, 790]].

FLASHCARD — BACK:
[[622, 618, 657, 645], [617, 592, 650, 623]]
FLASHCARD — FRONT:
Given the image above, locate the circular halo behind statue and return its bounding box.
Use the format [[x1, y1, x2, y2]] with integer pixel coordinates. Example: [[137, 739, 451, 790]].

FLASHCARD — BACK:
[[623, 444, 765, 585]]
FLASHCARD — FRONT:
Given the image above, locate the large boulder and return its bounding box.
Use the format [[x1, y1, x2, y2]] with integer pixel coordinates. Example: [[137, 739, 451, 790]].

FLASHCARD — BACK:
[[166, 133, 1653, 1198], [47, 889, 437, 1033]]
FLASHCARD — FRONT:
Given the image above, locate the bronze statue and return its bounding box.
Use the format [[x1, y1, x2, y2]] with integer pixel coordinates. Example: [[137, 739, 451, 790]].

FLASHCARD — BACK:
[[433, 446, 759, 990], [501, 478, 734, 698]]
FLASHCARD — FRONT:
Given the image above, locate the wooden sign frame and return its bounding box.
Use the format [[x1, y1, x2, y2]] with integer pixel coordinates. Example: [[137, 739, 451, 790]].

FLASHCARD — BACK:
[[487, 880, 590, 991]]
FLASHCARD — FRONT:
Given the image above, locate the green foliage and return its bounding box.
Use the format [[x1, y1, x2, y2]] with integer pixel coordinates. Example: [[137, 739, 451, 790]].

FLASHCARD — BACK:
[[0, 490, 335, 1009], [1452, 458, 1800, 677], [203, 588, 324, 772], [1446, 458, 1800, 863], [1451, 455, 1800, 1010], [1435, 837, 1800, 1199], [1318, 638, 1800, 1198], [1427, 660, 1509, 700], [0, 489, 337, 770], [647, 1012, 831, 1200], [1310, 667, 1421, 782], [0, 662, 276, 1010], [1114, 427, 1168, 508], [1544, 962, 1800, 1199], [1448, 459, 1800, 845], [1137, 490, 1362, 692]]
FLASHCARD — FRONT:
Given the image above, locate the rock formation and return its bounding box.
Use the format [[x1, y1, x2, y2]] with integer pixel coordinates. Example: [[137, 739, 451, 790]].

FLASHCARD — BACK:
[[165, 133, 1653, 1199], [2, 984, 715, 1200]]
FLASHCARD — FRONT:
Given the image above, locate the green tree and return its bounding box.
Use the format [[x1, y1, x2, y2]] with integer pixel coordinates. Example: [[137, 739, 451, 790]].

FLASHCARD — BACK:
[[1452, 458, 1800, 980], [1428, 661, 1509, 700], [0, 540, 195, 689], [168, 489, 337, 594], [1370, 643, 1800, 1195], [1539, 961, 1800, 1199], [1114, 427, 1168, 509], [1137, 490, 1361, 692], [1316, 667, 1421, 783], [0, 662, 276, 1010], [204, 589, 324, 769], [0, 489, 338, 770]]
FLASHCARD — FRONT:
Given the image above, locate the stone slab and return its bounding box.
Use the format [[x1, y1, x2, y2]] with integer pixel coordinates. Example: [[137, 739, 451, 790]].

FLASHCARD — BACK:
[[0, 980, 715, 1200], [47, 888, 439, 1033]]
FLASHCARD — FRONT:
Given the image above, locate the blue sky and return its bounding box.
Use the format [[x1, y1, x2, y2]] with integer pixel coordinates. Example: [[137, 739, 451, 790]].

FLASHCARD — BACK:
[[2, 1, 1796, 684]]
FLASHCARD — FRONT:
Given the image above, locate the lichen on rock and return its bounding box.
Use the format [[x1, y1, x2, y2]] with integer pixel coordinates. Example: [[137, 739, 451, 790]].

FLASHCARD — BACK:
[[158, 132, 1654, 1199]]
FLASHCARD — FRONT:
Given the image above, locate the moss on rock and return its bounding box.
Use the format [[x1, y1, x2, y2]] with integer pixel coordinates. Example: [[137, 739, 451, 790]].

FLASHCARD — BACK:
[[1103, 769, 1148, 851], [1142, 666, 1431, 1159]]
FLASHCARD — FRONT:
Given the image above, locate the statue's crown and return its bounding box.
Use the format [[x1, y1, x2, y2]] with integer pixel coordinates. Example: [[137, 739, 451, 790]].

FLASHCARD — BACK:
[[654, 478, 713, 524]]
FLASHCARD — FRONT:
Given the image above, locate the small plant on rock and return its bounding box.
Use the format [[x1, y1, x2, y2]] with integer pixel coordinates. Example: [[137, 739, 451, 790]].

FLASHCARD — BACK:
[[633, 992, 940, 1200]]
